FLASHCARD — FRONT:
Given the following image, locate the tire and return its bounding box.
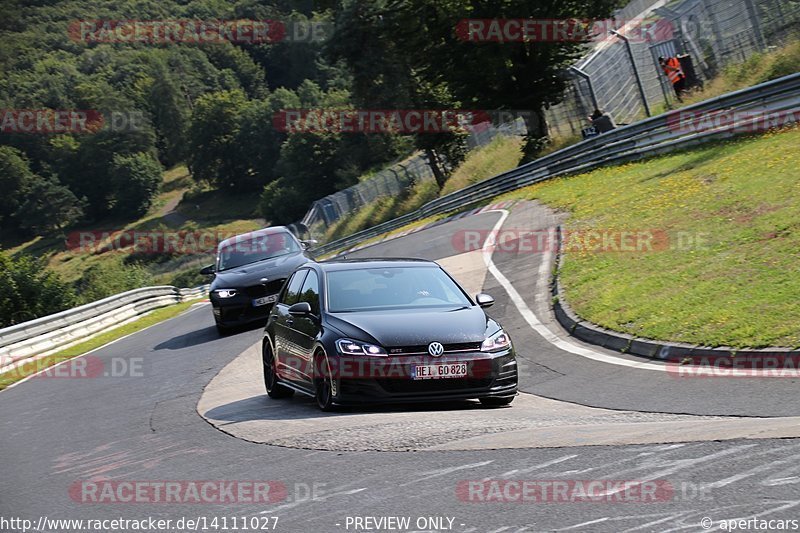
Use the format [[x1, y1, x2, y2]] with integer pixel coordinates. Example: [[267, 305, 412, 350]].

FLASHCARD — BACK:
[[215, 322, 230, 336], [263, 342, 294, 399], [480, 396, 514, 407], [314, 352, 336, 412]]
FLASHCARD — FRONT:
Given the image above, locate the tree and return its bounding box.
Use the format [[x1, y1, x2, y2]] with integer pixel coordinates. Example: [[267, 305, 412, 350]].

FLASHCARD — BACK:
[[65, 126, 158, 219], [259, 177, 309, 224], [0, 146, 34, 229], [111, 152, 163, 217], [327, 0, 468, 187], [231, 97, 288, 191], [0, 252, 77, 328], [187, 89, 250, 190], [392, 0, 620, 159], [14, 175, 85, 235], [147, 59, 190, 167]]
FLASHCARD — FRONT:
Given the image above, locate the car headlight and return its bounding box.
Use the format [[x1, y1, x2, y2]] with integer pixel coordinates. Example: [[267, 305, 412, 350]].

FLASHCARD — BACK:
[[481, 329, 511, 352], [336, 338, 387, 357], [214, 289, 237, 298]]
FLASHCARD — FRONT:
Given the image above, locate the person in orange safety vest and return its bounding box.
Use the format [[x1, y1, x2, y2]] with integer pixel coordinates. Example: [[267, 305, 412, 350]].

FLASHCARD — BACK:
[[659, 56, 687, 100]]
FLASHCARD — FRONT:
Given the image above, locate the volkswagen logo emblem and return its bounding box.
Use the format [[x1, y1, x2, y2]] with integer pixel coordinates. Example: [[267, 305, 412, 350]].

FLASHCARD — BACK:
[[427, 342, 444, 357]]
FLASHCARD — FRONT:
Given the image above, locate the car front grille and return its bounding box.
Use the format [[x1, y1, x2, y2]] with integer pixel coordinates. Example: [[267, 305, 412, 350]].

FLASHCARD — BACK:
[[243, 279, 286, 298], [386, 342, 482, 356]]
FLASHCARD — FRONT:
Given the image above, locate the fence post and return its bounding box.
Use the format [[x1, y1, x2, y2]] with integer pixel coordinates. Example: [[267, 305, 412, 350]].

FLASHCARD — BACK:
[[611, 29, 652, 117], [569, 66, 599, 111], [743, 0, 767, 51]]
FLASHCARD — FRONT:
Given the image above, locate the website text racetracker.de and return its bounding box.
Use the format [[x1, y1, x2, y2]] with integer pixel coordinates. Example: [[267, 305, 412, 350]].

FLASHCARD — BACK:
[[1, 516, 279, 533], [451, 228, 706, 254]]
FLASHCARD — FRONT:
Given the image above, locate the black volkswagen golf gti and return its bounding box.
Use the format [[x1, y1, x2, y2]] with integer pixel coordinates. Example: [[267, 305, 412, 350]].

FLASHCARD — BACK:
[[262, 259, 518, 411]]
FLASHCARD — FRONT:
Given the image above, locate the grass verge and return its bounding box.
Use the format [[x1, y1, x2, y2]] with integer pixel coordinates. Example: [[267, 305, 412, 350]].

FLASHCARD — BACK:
[[496, 125, 800, 348], [321, 135, 525, 244], [0, 300, 197, 390], [677, 40, 800, 108]]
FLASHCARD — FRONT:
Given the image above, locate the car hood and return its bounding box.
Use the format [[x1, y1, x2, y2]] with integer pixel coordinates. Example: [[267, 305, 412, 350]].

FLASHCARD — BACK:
[[211, 252, 309, 289], [326, 306, 497, 347]]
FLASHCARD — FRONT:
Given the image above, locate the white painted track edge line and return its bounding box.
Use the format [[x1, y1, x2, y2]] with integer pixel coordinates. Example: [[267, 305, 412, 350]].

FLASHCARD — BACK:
[[480, 209, 668, 372]]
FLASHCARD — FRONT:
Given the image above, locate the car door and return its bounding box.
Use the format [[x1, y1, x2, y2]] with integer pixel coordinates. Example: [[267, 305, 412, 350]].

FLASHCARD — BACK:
[[288, 269, 322, 390], [272, 269, 307, 385]]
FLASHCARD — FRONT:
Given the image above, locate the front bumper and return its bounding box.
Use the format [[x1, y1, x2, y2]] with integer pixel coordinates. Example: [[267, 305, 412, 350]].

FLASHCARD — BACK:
[[211, 294, 277, 327], [328, 348, 517, 404]]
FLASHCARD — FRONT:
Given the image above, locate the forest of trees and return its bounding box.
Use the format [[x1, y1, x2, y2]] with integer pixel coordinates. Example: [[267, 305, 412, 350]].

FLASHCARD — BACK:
[[0, 0, 623, 325], [0, 0, 620, 235]]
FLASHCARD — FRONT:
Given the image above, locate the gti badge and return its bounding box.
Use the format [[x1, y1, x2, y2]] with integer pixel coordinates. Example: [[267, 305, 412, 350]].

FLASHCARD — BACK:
[[428, 342, 444, 357]]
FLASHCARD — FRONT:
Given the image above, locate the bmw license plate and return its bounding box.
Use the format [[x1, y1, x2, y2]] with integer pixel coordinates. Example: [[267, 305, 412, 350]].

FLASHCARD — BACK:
[[412, 363, 468, 380], [252, 294, 278, 307]]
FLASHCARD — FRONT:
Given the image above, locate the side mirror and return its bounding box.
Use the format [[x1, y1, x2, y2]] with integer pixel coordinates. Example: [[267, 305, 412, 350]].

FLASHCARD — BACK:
[[288, 301, 312, 316], [300, 239, 319, 250], [475, 293, 494, 308], [200, 264, 216, 276]]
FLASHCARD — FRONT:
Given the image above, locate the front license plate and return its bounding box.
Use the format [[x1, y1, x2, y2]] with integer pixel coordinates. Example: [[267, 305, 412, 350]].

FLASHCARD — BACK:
[[412, 363, 468, 380], [252, 294, 278, 307]]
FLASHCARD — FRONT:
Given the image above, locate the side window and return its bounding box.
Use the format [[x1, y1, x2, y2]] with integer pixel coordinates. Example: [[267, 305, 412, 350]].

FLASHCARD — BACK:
[[280, 270, 308, 306], [298, 270, 320, 315]]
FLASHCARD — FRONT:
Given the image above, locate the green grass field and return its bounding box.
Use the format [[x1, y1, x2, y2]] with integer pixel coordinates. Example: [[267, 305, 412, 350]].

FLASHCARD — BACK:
[[499, 125, 800, 349]]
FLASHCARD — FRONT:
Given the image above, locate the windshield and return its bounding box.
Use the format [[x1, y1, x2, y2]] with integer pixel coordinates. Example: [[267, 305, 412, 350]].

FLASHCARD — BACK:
[[217, 232, 300, 271], [326, 266, 472, 312]]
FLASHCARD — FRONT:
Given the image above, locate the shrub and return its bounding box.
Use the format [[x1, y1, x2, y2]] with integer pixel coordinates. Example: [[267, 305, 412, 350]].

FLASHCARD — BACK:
[[111, 152, 163, 217], [75, 256, 155, 304], [0, 252, 77, 327]]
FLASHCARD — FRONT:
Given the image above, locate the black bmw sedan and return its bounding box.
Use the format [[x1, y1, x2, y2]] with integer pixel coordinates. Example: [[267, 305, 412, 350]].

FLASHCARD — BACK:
[[262, 258, 518, 411], [202, 227, 314, 334]]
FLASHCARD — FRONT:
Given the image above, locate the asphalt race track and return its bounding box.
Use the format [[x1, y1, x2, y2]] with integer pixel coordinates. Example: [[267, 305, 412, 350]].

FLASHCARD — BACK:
[[3, 201, 800, 532]]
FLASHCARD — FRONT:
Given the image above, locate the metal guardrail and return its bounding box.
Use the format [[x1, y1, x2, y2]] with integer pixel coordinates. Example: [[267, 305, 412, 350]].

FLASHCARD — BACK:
[[311, 72, 800, 259], [0, 284, 209, 371]]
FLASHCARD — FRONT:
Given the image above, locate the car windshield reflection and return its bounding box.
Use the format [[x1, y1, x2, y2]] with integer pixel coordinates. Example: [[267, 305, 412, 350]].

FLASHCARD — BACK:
[[217, 232, 301, 271], [326, 266, 472, 312]]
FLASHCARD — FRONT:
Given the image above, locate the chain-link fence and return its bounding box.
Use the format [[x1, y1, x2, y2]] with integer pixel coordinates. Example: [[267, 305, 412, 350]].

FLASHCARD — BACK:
[[298, 119, 526, 235], [297, 0, 798, 235], [546, 0, 800, 138]]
